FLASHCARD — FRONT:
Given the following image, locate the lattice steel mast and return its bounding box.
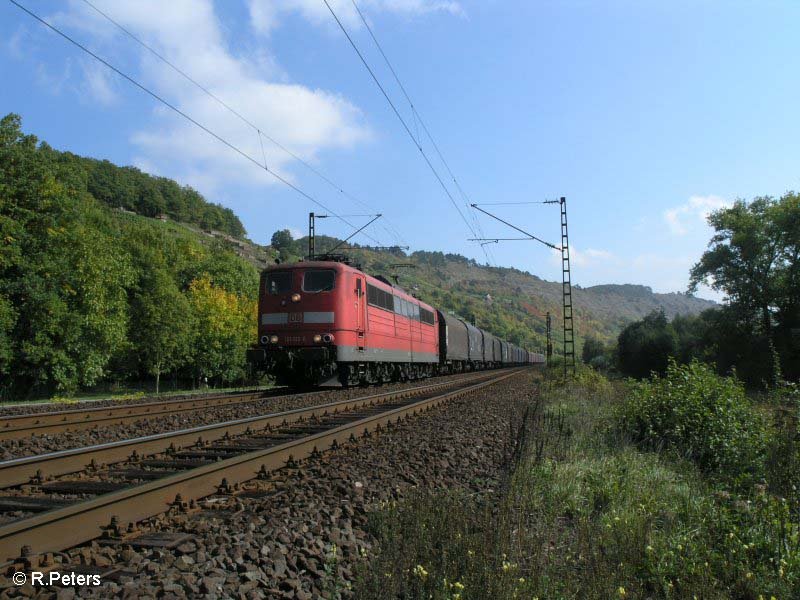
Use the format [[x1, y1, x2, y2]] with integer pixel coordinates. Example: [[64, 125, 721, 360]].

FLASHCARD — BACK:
[[558, 197, 576, 377]]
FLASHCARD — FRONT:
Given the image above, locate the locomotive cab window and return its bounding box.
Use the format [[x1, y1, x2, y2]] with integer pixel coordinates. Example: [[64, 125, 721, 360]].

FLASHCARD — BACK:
[[303, 269, 335, 292], [266, 272, 292, 295]]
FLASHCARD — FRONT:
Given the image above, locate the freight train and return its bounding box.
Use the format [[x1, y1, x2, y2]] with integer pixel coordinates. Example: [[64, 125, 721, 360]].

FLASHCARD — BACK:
[[247, 259, 545, 386]]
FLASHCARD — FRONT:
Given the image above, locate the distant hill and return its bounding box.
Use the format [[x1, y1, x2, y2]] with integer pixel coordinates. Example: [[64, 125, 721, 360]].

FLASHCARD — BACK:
[[579, 284, 717, 328]]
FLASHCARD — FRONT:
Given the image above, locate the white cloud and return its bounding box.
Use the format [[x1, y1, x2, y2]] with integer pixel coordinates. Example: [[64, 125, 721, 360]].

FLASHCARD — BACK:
[[550, 245, 617, 269], [79, 60, 117, 105], [663, 194, 729, 235], [6, 27, 27, 59], [40, 0, 371, 195], [247, 0, 463, 35], [34, 59, 74, 96]]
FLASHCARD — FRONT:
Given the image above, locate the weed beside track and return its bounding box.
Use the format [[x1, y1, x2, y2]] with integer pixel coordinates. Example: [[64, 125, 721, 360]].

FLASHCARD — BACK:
[[355, 368, 800, 600]]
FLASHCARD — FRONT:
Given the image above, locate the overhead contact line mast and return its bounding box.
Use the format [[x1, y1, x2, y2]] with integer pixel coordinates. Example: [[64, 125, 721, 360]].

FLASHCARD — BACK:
[[469, 198, 576, 378], [552, 197, 576, 377]]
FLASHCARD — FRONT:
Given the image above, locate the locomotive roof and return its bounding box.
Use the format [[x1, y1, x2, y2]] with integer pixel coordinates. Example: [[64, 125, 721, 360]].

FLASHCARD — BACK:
[[263, 260, 430, 307]]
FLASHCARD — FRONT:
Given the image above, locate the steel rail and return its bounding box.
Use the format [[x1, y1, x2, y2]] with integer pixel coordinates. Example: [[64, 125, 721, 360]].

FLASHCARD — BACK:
[[0, 389, 305, 441], [0, 371, 505, 488], [0, 368, 523, 561]]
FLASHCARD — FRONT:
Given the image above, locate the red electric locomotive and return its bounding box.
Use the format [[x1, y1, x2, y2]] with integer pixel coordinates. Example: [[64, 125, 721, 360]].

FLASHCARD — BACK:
[[247, 260, 439, 386]]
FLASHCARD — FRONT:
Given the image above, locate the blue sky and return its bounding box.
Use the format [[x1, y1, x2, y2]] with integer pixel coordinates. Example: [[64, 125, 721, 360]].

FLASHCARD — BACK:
[[2, 1, 799, 300]]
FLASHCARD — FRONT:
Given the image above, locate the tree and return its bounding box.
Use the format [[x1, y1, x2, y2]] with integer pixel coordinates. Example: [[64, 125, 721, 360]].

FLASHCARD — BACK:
[[271, 229, 295, 259], [187, 275, 256, 385], [132, 268, 191, 393], [690, 193, 800, 381], [0, 114, 134, 395], [0, 296, 14, 379], [0, 113, 261, 398], [689, 198, 781, 334], [197, 242, 259, 298], [581, 336, 606, 364], [617, 310, 677, 378]]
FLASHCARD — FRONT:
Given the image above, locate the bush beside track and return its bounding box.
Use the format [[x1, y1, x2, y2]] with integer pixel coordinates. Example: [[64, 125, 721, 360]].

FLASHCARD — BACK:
[[357, 367, 799, 600]]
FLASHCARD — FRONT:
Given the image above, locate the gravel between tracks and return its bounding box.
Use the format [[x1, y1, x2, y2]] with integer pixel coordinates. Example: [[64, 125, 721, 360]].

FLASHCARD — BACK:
[[0, 373, 494, 462], [0, 370, 538, 599]]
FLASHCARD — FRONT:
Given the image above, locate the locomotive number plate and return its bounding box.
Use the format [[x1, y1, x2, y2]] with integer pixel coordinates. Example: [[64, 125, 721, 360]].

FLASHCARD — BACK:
[[289, 312, 303, 323]]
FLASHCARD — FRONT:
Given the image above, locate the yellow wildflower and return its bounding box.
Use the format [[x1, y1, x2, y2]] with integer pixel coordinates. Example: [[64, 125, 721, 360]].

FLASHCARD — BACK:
[[412, 565, 428, 580]]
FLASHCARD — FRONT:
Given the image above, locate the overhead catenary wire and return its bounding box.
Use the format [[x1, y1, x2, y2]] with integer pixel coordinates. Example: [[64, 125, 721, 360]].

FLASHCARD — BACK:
[[322, 0, 485, 256], [471, 204, 561, 251], [347, 0, 495, 266], [473, 201, 558, 206], [8, 0, 384, 246], [79, 0, 405, 246]]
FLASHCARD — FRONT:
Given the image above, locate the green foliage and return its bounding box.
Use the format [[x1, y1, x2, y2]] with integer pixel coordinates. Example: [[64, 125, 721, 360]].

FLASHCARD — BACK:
[[0, 114, 258, 399], [581, 335, 606, 364], [512, 446, 799, 599], [671, 307, 779, 387], [690, 193, 800, 380], [357, 371, 800, 600], [188, 275, 256, 383], [581, 335, 605, 363], [763, 381, 800, 507], [84, 158, 245, 237], [271, 229, 295, 257], [572, 364, 615, 396], [130, 267, 192, 393], [619, 306, 780, 387], [617, 360, 768, 488], [617, 310, 677, 378], [0, 295, 15, 376]]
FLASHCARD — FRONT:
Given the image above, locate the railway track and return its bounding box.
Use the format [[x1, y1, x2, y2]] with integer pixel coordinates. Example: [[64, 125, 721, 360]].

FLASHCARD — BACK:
[[0, 388, 311, 442], [0, 368, 523, 564]]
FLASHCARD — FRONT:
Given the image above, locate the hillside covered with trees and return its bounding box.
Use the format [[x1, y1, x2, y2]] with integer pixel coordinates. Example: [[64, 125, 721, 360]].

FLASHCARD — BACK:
[[0, 114, 256, 399], [1, 113, 714, 399]]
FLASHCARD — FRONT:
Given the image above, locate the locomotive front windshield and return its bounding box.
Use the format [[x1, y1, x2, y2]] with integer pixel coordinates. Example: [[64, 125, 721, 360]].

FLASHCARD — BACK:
[[302, 269, 335, 292], [266, 272, 292, 295]]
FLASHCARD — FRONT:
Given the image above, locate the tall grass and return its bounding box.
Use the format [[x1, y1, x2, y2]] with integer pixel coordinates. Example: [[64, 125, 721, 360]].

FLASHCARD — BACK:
[[354, 368, 800, 599]]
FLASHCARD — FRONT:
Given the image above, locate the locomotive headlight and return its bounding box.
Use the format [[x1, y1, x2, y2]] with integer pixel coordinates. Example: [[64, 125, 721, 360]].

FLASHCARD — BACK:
[[313, 334, 322, 343], [322, 333, 334, 343], [269, 335, 279, 344], [290, 293, 301, 303], [260, 335, 269, 345]]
